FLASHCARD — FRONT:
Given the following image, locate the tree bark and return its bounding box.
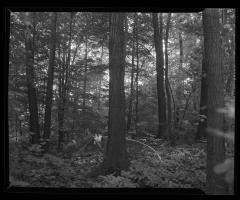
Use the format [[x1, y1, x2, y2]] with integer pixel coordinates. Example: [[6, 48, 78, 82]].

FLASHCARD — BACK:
[[24, 12, 40, 144], [43, 12, 57, 150], [97, 44, 104, 111], [179, 82, 197, 129], [203, 8, 228, 195], [135, 14, 139, 133], [152, 13, 167, 138], [58, 13, 73, 150], [196, 53, 207, 141], [175, 31, 184, 129], [102, 13, 128, 174], [126, 17, 135, 131], [82, 34, 88, 135], [164, 13, 172, 140]]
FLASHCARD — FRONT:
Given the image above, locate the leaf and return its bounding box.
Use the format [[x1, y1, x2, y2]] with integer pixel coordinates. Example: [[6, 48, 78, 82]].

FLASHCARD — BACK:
[[10, 176, 31, 187], [207, 128, 235, 141], [214, 158, 233, 174], [225, 169, 234, 184]]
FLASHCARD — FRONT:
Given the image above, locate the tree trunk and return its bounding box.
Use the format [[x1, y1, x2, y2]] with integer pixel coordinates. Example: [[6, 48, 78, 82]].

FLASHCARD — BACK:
[[126, 15, 135, 132], [164, 13, 172, 140], [135, 14, 139, 133], [196, 53, 207, 141], [43, 12, 57, 151], [58, 13, 73, 150], [24, 12, 40, 144], [152, 13, 167, 138], [179, 32, 183, 70], [126, 17, 135, 131], [179, 82, 197, 129], [175, 31, 184, 129], [82, 34, 88, 135], [203, 8, 228, 195], [102, 13, 128, 174], [97, 44, 104, 111]]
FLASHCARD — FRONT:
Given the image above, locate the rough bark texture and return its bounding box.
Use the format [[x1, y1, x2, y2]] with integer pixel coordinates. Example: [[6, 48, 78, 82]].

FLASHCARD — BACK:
[[102, 13, 128, 174], [24, 13, 40, 144], [164, 13, 172, 140], [152, 13, 167, 138], [43, 12, 57, 150], [203, 8, 228, 195]]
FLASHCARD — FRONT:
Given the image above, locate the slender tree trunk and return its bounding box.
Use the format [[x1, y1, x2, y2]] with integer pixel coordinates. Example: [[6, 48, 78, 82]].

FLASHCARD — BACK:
[[168, 79, 176, 130], [175, 31, 184, 128], [58, 13, 73, 150], [126, 46, 135, 131], [179, 82, 197, 129], [135, 14, 139, 133], [24, 12, 40, 144], [127, 18, 135, 131], [164, 13, 172, 140], [43, 12, 57, 151], [102, 13, 128, 174], [196, 53, 207, 141], [203, 8, 228, 195], [97, 44, 104, 111], [152, 13, 167, 138], [179, 32, 183, 69], [82, 34, 88, 135], [71, 43, 80, 67]]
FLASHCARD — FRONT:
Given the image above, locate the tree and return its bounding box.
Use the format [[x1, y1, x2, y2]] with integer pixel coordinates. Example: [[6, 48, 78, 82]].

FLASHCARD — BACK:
[[175, 31, 184, 129], [203, 8, 228, 195], [82, 27, 88, 135], [102, 13, 128, 174], [24, 12, 40, 144], [43, 12, 57, 151], [195, 52, 207, 141], [164, 13, 173, 141], [135, 13, 140, 133], [58, 13, 74, 150], [126, 16, 135, 132], [152, 13, 167, 138]]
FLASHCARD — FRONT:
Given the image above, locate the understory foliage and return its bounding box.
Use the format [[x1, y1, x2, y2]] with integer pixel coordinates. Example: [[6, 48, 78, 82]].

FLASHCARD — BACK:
[[9, 134, 207, 189], [9, 99, 234, 192], [9, 101, 234, 191]]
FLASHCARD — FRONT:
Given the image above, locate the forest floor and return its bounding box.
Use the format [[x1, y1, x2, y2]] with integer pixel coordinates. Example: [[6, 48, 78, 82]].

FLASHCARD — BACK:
[[9, 133, 207, 191]]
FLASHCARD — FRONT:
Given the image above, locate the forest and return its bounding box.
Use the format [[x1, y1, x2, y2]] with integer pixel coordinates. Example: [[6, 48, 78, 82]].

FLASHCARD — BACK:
[[7, 9, 235, 195]]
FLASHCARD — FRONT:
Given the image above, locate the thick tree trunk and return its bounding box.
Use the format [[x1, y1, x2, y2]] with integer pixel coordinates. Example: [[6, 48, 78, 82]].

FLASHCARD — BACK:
[[203, 8, 228, 195], [24, 13, 40, 144], [43, 12, 57, 150], [152, 13, 167, 138], [102, 13, 128, 174], [164, 13, 172, 140]]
